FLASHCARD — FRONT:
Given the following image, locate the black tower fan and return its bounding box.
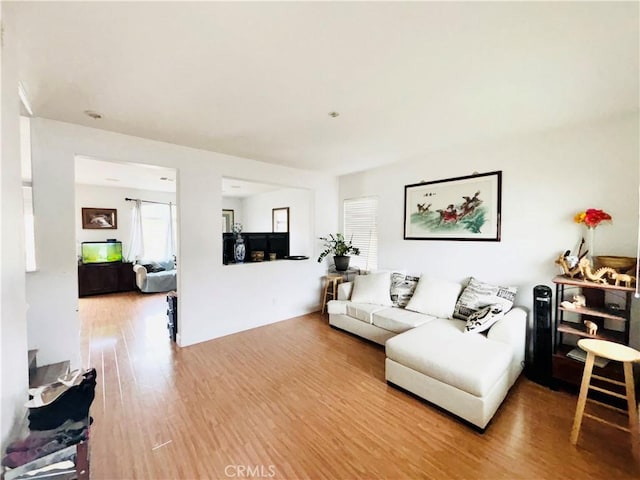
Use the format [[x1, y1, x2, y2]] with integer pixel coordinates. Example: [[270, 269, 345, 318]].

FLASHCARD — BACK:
[[526, 285, 553, 386]]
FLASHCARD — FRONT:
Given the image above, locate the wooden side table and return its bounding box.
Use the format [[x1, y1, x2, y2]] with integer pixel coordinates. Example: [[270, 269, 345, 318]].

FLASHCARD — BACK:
[[328, 266, 360, 282], [321, 274, 343, 314]]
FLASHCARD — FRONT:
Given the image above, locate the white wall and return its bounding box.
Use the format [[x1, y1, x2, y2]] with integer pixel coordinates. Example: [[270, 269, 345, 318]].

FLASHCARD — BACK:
[[26, 118, 338, 367], [339, 113, 640, 344], [242, 187, 312, 256], [74, 183, 177, 259], [1, 4, 29, 448]]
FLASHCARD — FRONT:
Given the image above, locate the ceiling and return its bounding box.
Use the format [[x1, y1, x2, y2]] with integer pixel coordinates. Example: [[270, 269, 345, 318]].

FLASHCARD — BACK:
[[75, 157, 177, 193], [11, 2, 639, 176], [220, 178, 283, 198], [75, 156, 281, 198]]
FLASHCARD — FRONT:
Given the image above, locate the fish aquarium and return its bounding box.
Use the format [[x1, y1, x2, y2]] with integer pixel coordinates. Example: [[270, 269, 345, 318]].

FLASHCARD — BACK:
[[81, 241, 123, 264]]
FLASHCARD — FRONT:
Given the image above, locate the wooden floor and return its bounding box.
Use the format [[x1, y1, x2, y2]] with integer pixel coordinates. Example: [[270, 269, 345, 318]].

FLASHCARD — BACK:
[[79, 292, 640, 479]]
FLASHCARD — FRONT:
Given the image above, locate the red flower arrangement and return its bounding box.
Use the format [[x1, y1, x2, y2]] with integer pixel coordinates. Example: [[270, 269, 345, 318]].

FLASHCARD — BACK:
[[574, 209, 612, 228]]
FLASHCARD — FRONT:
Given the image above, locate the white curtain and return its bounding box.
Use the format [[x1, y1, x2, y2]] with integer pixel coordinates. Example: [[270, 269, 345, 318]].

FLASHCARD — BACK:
[[164, 202, 176, 262], [125, 200, 144, 262]]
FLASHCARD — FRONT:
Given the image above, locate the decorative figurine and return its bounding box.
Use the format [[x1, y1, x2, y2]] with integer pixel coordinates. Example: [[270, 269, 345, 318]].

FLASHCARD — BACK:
[[578, 257, 616, 285], [607, 271, 636, 287], [584, 320, 598, 336], [572, 294, 586, 308], [555, 252, 582, 278]]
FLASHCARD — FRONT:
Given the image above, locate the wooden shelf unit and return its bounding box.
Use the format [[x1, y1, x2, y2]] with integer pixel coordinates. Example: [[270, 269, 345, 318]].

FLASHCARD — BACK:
[[557, 304, 627, 322], [556, 321, 626, 343], [552, 275, 634, 390], [552, 345, 628, 409]]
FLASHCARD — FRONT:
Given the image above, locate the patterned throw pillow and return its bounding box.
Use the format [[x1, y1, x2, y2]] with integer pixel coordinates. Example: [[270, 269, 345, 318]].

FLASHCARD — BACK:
[[453, 277, 517, 321], [464, 304, 506, 333], [390, 272, 419, 308]]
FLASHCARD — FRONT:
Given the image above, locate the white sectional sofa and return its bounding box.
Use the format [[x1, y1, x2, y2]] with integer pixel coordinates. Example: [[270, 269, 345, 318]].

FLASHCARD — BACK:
[[327, 273, 527, 430]]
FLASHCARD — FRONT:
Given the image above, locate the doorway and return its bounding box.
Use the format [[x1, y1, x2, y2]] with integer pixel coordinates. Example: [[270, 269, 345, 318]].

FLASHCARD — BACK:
[[74, 156, 179, 347]]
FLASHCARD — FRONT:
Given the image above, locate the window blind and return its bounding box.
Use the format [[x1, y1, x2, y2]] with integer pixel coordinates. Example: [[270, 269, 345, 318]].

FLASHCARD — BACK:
[[344, 196, 378, 271]]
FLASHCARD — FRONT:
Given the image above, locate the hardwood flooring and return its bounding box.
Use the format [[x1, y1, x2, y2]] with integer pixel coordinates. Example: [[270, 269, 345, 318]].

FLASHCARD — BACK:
[[79, 292, 639, 479]]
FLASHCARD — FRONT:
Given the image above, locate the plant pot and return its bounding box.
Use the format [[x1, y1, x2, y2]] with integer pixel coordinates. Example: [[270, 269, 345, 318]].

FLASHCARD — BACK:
[[334, 255, 350, 271]]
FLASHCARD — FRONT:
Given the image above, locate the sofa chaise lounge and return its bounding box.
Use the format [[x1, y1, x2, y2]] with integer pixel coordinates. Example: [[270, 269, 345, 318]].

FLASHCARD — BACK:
[[327, 272, 527, 429]]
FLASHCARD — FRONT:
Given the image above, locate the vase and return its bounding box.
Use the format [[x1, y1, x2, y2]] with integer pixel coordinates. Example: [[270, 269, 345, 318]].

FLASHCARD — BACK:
[[234, 236, 246, 264], [334, 255, 350, 271], [585, 227, 595, 264]]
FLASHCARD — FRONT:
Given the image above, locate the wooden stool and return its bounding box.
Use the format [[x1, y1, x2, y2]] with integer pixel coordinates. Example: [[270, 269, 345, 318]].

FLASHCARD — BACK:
[[321, 274, 343, 314], [570, 338, 640, 451]]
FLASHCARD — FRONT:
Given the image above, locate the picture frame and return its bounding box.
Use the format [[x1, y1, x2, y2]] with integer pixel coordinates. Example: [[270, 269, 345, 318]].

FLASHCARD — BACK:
[[404, 171, 502, 241], [82, 208, 117, 230], [222, 209, 234, 233], [272, 207, 289, 233]]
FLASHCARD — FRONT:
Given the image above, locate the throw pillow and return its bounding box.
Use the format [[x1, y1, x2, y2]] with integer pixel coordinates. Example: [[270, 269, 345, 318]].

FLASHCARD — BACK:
[[405, 276, 462, 318], [465, 304, 506, 333], [453, 277, 517, 321], [142, 262, 166, 273], [390, 272, 419, 308], [350, 272, 393, 306], [160, 260, 176, 271]]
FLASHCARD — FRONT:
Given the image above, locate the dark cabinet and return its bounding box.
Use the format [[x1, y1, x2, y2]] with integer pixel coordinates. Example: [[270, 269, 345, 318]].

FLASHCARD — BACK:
[[78, 263, 136, 297]]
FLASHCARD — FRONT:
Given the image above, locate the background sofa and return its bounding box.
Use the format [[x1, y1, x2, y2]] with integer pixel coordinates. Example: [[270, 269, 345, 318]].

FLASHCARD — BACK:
[[132, 260, 177, 293], [327, 272, 527, 429]]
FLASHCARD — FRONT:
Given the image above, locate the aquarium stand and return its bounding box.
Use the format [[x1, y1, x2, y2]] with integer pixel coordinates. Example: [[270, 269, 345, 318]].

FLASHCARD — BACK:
[[78, 262, 136, 297]]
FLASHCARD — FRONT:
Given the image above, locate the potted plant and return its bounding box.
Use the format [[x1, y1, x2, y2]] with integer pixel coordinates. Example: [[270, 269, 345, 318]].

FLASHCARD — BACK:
[[317, 233, 360, 271]]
